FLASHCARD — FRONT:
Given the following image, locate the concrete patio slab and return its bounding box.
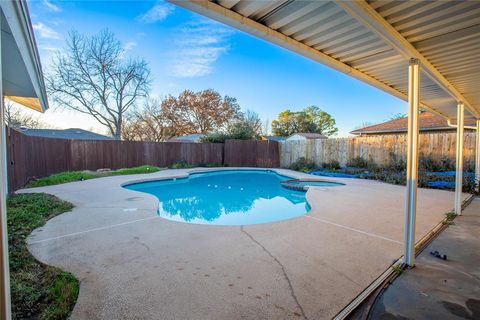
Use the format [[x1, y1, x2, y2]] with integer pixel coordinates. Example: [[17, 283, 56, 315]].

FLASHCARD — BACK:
[[369, 197, 480, 320], [20, 168, 467, 320]]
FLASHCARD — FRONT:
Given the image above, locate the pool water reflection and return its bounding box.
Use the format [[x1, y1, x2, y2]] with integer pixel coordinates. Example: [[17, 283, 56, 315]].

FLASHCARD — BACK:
[[124, 170, 310, 225]]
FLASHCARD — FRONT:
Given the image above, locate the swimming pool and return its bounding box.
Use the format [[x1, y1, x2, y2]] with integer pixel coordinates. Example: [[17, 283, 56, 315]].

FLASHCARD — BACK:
[[124, 170, 311, 225]]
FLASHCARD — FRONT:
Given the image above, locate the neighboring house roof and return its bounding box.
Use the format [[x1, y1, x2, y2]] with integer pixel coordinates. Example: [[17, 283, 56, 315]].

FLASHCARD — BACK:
[[263, 136, 286, 142], [351, 112, 477, 135], [287, 133, 328, 140], [167, 134, 205, 143], [19, 128, 113, 140]]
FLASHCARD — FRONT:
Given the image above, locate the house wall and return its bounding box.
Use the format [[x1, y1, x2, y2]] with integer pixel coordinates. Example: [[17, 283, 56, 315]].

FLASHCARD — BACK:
[[279, 131, 477, 169]]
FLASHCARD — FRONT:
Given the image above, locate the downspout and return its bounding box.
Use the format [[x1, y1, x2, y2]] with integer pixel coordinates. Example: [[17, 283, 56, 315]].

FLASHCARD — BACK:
[[447, 119, 476, 130]]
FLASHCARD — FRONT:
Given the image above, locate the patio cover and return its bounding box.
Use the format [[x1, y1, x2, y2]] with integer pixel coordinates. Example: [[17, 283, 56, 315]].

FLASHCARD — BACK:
[[170, 0, 480, 122]]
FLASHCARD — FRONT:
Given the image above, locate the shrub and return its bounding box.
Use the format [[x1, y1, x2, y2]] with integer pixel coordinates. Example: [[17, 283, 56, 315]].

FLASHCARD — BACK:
[[347, 157, 369, 168], [289, 157, 316, 172], [384, 158, 406, 172], [419, 156, 455, 172], [168, 160, 193, 169], [322, 160, 341, 170], [201, 133, 229, 143], [463, 175, 478, 194], [198, 162, 224, 168]]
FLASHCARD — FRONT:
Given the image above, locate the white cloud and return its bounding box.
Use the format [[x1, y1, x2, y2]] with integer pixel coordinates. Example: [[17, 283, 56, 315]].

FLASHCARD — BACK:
[[170, 20, 233, 78], [137, 1, 174, 23], [33, 22, 61, 40], [39, 45, 60, 52], [124, 41, 137, 52], [42, 0, 61, 12]]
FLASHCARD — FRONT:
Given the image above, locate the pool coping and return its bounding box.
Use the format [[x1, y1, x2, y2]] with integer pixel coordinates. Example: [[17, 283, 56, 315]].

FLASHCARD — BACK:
[[119, 167, 347, 188]]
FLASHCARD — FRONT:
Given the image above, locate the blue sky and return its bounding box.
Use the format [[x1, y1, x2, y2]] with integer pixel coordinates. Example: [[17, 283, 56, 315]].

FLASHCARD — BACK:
[[28, 0, 407, 136]]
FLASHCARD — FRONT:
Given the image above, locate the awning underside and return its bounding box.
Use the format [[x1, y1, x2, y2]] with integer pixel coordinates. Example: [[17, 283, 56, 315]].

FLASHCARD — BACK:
[[172, 0, 480, 122]]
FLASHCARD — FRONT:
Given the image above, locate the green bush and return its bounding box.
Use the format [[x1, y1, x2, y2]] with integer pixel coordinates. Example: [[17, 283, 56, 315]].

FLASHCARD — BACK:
[[168, 160, 193, 169], [201, 133, 229, 143], [198, 162, 224, 168], [289, 157, 316, 172]]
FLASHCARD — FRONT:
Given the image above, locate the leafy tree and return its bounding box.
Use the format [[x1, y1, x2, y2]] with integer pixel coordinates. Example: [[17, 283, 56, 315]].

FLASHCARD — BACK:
[[271, 106, 337, 136], [47, 29, 152, 139], [161, 89, 240, 135]]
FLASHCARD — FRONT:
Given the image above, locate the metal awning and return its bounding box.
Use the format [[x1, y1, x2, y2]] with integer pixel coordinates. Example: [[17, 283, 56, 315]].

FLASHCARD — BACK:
[[170, 0, 480, 122]]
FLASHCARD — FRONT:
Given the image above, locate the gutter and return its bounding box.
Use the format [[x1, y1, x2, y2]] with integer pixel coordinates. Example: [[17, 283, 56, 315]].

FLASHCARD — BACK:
[[350, 126, 476, 135]]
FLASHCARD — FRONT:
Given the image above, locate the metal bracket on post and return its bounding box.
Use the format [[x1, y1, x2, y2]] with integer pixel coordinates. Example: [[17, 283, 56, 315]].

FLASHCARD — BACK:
[[404, 58, 420, 267], [454, 102, 465, 215]]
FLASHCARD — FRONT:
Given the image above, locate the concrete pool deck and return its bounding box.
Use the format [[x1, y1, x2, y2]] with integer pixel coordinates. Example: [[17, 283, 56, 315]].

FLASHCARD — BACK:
[[21, 168, 468, 319]]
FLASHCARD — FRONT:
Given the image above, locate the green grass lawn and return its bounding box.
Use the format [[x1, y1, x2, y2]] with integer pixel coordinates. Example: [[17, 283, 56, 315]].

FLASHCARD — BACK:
[[8, 193, 78, 319], [26, 165, 162, 188]]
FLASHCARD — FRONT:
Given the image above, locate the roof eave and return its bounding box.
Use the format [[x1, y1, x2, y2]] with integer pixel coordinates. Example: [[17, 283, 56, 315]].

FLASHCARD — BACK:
[[1, 0, 48, 112]]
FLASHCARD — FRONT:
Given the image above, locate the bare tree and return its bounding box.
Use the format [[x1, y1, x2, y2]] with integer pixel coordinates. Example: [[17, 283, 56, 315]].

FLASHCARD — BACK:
[[161, 89, 241, 135], [47, 29, 151, 139], [4, 99, 51, 129], [122, 98, 175, 142]]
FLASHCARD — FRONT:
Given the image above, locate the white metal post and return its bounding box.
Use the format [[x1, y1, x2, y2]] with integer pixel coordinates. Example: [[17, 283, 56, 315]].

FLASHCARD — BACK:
[[454, 103, 465, 215], [0, 12, 11, 318], [476, 119, 480, 193], [404, 59, 420, 267]]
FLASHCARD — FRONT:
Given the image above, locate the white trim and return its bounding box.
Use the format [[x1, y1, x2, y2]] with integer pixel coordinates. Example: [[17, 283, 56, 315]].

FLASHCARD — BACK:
[[454, 103, 465, 215], [404, 59, 420, 267], [0, 12, 12, 317]]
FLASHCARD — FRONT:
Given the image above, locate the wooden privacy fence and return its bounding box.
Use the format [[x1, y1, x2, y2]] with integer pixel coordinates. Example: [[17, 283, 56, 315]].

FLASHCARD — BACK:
[[279, 132, 477, 168], [224, 140, 280, 167], [7, 129, 280, 191]]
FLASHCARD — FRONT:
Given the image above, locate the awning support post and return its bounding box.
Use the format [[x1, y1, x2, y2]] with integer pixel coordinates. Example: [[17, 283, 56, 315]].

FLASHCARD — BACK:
[[454, 102, 465, 215], [404, 59, 420, 267], [0, 11, 11, 318], [476, 119, 480, 193]]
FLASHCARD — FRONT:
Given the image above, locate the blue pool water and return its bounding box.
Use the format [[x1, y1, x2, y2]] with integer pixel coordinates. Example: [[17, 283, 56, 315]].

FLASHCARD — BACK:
[[124, 170, 310, 225]]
